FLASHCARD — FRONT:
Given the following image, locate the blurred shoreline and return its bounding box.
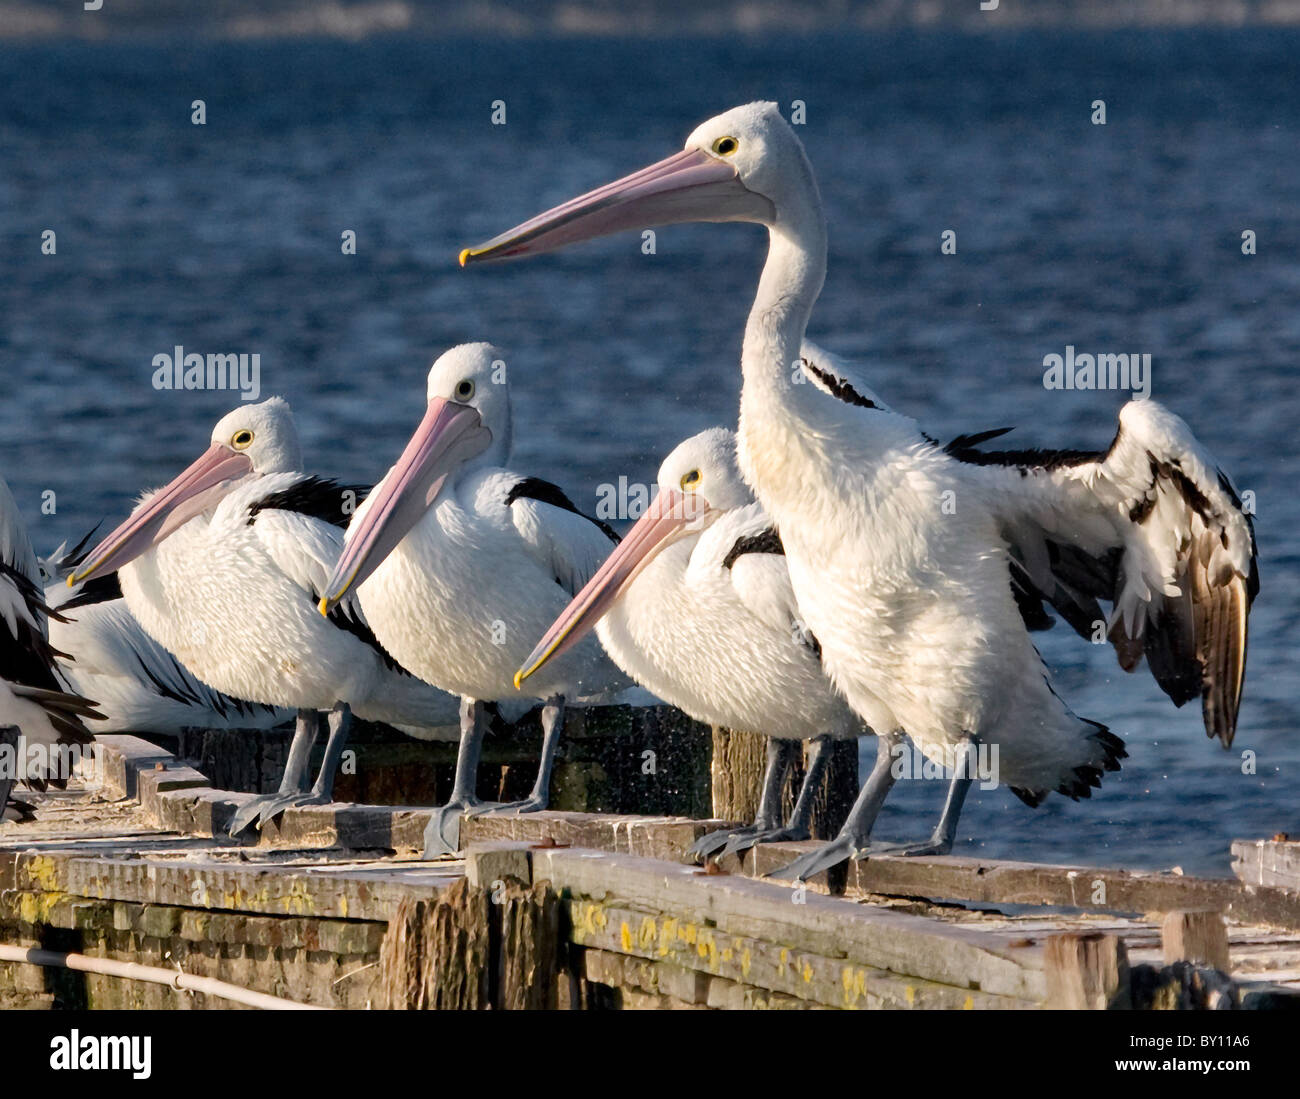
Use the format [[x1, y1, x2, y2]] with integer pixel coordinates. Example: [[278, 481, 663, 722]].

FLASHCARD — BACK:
[[6, 0, 1300, 42]]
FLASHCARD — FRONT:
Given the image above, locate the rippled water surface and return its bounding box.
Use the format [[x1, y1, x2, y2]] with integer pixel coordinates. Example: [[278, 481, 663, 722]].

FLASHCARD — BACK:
[[2, 30, 1297, 874]]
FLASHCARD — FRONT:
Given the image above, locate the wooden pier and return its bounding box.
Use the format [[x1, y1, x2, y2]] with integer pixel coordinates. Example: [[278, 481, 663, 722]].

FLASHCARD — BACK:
[[1, 735, 1298, 1010]]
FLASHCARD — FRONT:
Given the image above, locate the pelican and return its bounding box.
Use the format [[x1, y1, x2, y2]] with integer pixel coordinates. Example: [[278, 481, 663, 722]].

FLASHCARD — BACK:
[[460, 102, 1257, 880], [41, 532, 290, 734], [0, 475, 100, 820], [516, 426, 869, 858], [319, 343, 631, 857], [68, 398, 460, 835]]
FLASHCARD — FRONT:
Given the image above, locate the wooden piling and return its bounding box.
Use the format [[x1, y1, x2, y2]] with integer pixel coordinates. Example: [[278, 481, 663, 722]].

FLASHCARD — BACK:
[[1044, 932, 1130, 1009], [1161, 909, 1229, 970]]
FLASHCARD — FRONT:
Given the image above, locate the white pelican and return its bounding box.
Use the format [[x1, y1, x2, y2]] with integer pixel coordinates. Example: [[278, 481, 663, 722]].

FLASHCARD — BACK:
[[319, 343, 631, 857], [516, 426, 868, 858], [0, 475, 101, 820], [460, 102, 1258, 880], [41, 532, 290, 734], [68, 398, 460, 835]]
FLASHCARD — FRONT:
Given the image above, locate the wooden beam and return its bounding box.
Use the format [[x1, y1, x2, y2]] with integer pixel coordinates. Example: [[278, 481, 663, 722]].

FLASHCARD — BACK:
[[747, 845, 1300, 932], [1232, 838, 1300, 894], [530, 846, 1045, 1000]]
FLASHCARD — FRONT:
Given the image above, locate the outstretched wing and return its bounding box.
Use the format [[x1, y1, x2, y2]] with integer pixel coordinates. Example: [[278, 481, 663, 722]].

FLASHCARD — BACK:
[[952, 400, 1257, 747]]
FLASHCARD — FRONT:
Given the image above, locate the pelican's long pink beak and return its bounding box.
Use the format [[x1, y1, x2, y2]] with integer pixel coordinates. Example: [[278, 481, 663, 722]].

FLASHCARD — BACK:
[[515, 487, 708, 688], [459, 147, 773, 266], [69, 444, 253, 584], [319, 397, 491, 614]]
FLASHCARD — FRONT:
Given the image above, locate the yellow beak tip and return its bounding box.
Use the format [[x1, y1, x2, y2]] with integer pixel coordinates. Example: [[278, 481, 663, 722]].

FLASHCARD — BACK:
[[318, 597, 330, 617], [458, 248, 472, 268], [512, 670, 525, 690]]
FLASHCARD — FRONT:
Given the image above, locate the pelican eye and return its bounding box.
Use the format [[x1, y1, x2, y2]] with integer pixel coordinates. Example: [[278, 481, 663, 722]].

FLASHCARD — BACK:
[[454, 379, 475, 402], [711, 135, 739, 156], [680, 469, 702, 491], [230, 429, 254, 450]]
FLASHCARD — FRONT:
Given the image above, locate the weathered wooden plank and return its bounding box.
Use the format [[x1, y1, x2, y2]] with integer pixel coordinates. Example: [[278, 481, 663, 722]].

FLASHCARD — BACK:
[[581, 946, 712, 1005], [90, 735, 176, 800], [532, 847, 1045, 1000], [459, 809, 736, 860], [464, 843, 534, 889], [1, 848, 456, 922], [564, 897, 1032, 1009], [1232, 838, 1300, 894], [259, 803, 432, 851], [0, 891, 385, 954], [137, 762, 210, 819], [744, 845, 1300, 932]]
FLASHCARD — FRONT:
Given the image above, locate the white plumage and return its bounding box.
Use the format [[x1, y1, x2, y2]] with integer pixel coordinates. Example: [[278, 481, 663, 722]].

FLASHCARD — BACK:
[[70, 397, 460, 833], [40, 539, 289, 735], [321, 343, 631, 855], [460, 101, 1258, 879], [517, 426, 868, 856]]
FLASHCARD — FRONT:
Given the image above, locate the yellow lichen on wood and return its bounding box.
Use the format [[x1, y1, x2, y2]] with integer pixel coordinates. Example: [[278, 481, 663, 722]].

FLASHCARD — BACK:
[[23, 855, 60, 893]]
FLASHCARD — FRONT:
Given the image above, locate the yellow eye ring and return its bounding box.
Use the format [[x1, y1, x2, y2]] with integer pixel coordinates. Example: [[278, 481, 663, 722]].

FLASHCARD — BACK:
[[454, 379, 475, 402], [680, 469, 702, 491], [231, 429, 254, 450], [711, 135, 739, 156]]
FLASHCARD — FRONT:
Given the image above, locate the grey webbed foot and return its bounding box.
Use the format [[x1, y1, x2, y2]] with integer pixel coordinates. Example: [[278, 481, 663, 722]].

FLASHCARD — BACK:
[[463, 794, 547, 818], [688, 822, 800, 862], [228, 793, 295, 837], [422, 797, 501, 858], [721, 824, 812, 859], [688, 828, 738, 861], [765, 833, 867, 882], [863, 835, 954, 858]]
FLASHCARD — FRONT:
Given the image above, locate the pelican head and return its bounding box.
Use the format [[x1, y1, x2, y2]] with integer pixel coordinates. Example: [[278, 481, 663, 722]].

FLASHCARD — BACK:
[[69, 398, 299, 585], [459, 102, 826, 266], [515, 426, 748, 687], [316, 343, 499, 614]]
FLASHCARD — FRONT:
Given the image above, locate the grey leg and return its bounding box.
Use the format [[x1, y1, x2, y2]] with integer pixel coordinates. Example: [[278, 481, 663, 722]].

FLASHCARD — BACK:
[[690, 737, 800, 861], [869, 733, 976, 857], [240, 704, 357, 828], [467, 694, 566, 816], [309, 702, 353, 800], [754, 737, 798, 831], [228, 709, 321, 836], [424, 697, 500, 857], [785, 735, 833, 834], [766, 731, 903, 882]]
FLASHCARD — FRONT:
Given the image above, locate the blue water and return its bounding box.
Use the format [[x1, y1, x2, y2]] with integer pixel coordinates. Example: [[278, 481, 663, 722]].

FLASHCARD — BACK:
[[2, 31, 1297, 875]]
